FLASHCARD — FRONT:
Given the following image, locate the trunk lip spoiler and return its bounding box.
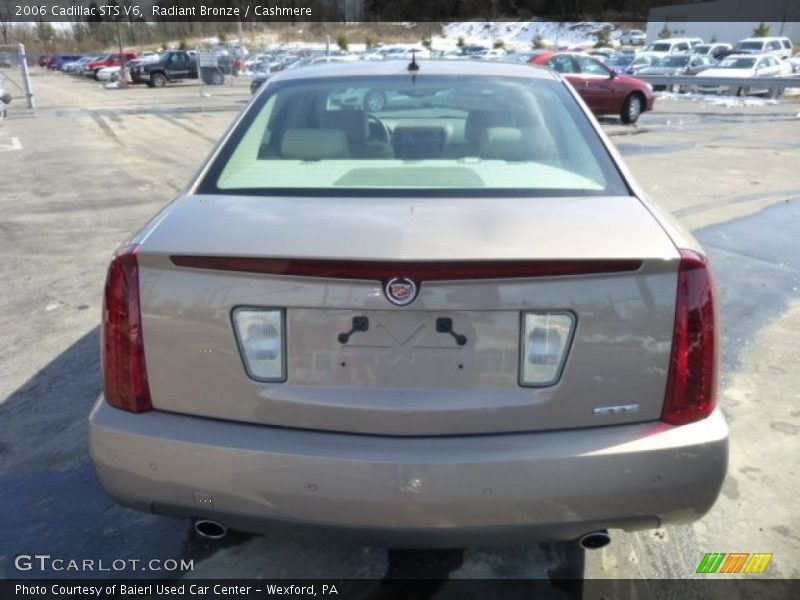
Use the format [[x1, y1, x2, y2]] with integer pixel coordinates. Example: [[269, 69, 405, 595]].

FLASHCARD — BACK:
[[169, 256, 644, 283]]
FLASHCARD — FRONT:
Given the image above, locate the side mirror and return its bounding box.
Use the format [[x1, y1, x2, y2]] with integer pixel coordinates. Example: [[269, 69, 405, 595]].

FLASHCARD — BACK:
[[609, 69, 617, 79]]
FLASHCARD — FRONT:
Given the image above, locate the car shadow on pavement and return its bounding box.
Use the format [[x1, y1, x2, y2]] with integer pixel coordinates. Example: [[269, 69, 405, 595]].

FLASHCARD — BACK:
[[0, 327, 196, 578], [0, 327, 588, 589]]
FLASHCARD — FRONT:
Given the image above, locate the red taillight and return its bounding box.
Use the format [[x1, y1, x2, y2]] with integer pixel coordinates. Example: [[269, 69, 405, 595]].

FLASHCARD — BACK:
[[662, 248, 718, 425], [103, 244, 152, 413]]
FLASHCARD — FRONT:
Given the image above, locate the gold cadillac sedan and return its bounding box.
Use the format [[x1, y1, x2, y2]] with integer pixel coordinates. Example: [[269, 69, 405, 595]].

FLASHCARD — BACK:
[[89, 59, 727, 547]]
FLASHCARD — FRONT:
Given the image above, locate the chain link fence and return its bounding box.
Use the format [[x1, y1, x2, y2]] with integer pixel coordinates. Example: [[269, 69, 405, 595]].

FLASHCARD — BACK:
[[0, 44, 35, 115]]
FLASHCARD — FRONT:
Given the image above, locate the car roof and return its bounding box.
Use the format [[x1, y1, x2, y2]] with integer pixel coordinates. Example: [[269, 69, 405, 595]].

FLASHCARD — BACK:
[[741, 37, 789, 41], [271, 58, 559, 83]]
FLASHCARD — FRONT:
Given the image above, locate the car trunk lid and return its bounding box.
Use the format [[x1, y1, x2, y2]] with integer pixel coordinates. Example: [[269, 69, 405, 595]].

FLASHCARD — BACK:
[[134, 194, 679, 436]]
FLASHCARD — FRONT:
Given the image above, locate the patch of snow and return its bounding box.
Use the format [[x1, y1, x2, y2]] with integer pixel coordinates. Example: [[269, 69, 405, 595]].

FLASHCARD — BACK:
[[655, 91, 781, 107], [439, 21, 620, 51]]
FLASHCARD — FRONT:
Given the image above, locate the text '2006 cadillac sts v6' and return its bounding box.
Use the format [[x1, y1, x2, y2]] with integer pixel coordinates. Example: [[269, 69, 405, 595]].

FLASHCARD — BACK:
[[89, 59, 727, 547]]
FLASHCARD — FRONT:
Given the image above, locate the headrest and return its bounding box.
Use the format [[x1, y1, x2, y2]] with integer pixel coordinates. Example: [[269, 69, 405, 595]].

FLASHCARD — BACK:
[[280, 129, 349, 160], [480, 127, 539, 161], [465, 110, 515, 144], [320, 110, 369, 144]]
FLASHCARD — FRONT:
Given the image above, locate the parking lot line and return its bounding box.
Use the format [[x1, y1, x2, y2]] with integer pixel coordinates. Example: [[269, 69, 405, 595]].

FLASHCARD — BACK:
[[0, 135, 22, 151]]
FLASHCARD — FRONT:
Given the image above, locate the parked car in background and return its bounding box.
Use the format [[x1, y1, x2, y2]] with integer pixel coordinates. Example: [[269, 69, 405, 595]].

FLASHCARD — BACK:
[[503, 52, 543, 64], [474, 48, 508, 60], [641, 38, 702, 57], [636, 54, 717, 91], [52, 54, 84, 70], [459, 44, 490, 56], [86, 53, 138, 80], [605, 52, 637, 74], [63, 56, 94, 74], [531, 51, 655, 123], [620, 29, 646, 46], [727, 37, 793, 61], [692, 53, 791, 96], [131, 50, 230, 87], [692, 43, 732, 60], [0, 53, 12, 68], [90, 59, 726, 548], [627, 54, 657, 74], [97, 66, 122, 82], [384, 47, 431, 60]]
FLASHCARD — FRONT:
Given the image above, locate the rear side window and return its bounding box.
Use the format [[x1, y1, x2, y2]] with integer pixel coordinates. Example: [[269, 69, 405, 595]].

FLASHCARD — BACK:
[[547, 55, 577, 74], [199, 74, 629, 198]]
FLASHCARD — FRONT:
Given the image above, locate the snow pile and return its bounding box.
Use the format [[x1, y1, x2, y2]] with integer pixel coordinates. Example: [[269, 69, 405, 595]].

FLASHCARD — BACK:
[[439, 21, 620, 50], [655, 91, 781, 107]]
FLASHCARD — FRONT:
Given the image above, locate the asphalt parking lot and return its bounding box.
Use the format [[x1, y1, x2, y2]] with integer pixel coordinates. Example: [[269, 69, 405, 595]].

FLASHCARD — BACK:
[[1, 70, 799, 592]]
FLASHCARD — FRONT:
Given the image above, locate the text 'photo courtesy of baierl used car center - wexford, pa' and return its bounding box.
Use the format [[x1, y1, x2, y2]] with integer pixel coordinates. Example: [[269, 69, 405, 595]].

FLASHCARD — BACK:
[[0, 0, 799, 599]]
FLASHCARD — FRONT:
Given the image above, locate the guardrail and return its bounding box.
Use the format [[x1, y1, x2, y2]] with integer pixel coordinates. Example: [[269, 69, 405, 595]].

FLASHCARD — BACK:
[[634, 73, 800, 94]]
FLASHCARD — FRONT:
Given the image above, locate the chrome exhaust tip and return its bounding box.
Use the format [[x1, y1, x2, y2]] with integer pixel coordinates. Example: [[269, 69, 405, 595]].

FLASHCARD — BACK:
[[194, 519, 228, 540], [579, 529, 610, 550]]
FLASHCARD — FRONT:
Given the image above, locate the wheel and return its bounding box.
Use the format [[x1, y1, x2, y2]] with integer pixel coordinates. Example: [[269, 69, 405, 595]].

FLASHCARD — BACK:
[[363, 90, 386, 112], [767, 86, 785, 99], [211, 71, 224, 85], [93, 69, 102, 80], [736, 86, 750, 97], [150, 73, 167, 88], [620, 93, 643, 124], [670, 84, 684, 94]]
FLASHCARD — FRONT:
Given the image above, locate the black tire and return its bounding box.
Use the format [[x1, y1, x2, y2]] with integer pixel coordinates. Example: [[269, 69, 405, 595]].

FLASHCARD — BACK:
[[363, 90, 386, 112], [620, 93, 644, 124], [211, 71, 224, 86], [768, 86, 785, 99], [150, 72, 167, 88], [93, 69, 102, 80]]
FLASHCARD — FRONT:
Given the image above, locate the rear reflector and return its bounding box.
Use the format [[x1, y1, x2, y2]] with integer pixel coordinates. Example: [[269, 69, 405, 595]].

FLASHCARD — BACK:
[[662, 249, 718, 425], [103, 244, 152, 413], [231, 308, 286, 382], [169, 257, 642, 283], [519, 312, 576, 387]]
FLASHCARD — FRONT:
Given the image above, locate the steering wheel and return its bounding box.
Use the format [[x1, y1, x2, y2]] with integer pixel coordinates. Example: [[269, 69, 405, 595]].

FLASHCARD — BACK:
[[367, 114, 389, 144]]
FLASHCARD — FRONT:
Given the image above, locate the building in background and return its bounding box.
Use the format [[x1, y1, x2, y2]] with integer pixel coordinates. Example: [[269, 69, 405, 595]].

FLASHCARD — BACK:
[[647, 0, 799, 45]]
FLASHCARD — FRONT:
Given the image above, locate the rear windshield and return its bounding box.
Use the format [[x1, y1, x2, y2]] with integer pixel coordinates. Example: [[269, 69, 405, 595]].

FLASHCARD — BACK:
[[719, 57, 756, 68], [199, 74, 629, 197], [656, 56, 690, 67], [735, 42, 764, 51], [646, 43, 672, 52]]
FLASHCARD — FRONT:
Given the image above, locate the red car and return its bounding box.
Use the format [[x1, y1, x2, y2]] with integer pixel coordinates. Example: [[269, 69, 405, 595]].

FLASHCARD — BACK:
[[86, 52, 139, 80], [530, 51, 654, 124]]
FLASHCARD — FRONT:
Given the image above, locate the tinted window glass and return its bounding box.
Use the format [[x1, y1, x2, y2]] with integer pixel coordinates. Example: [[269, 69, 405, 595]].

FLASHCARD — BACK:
[[575, 55, 610, 75], [199, 75, 628, 197], [547, 55, 577, 74]]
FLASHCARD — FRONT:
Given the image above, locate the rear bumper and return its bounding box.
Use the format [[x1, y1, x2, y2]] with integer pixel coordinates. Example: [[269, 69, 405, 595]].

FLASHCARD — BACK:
[[89, 400, 728, 546]]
